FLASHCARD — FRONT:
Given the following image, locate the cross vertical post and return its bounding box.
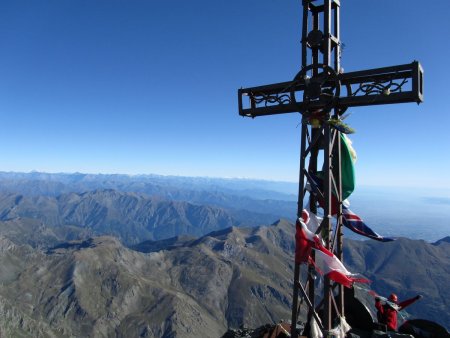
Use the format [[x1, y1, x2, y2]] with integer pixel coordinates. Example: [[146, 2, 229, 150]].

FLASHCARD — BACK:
[[237, 1, 423, 337], [292, 1, 344, 334]]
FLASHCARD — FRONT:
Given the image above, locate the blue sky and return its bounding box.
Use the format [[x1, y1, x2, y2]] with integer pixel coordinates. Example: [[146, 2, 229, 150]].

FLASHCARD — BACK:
[[0, 0, 449, 190]]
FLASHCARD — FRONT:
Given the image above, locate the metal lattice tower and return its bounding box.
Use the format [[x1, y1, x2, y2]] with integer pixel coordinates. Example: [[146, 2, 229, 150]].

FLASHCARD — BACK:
[[237, 1, 423, 337]]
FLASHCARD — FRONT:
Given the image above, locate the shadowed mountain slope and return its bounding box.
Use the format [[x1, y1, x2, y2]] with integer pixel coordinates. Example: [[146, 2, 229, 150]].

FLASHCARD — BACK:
[[0, 190, 257, 245], [0, 220, 296, 337], [344, 237, 450, 328], [0, 220, 448, 337]]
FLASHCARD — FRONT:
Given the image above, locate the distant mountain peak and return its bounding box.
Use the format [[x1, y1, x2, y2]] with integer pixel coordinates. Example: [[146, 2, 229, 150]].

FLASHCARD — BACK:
[[271, 218, 294, 230], [434, 236, 450, 245]]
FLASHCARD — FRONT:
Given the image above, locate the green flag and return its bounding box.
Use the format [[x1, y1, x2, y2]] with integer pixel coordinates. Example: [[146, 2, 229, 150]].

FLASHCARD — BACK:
[[314, 134, 356, 215], [338, 134, 356, 200]]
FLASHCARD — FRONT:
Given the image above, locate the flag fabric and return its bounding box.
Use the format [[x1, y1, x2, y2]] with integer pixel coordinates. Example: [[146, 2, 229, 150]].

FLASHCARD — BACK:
[[295, 211, 333, 264], [307, 134, 356, 215], [338, 134, 356, 201], [306, 208, 322, 234], [295, 210, 370, 288], [307, 172, 340, 216], [310, 317, 323, 338], [311, 248, 370, 288], [342, 206, 395, 242], [306, 176, 394, 243]]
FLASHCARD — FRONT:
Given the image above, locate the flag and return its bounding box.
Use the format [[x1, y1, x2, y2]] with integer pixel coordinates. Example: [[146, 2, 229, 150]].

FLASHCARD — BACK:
[[295, 211, 333, 264], [306, 180, 394, 242], [342, 206, 395, 242], [295, 210, 370, 288], [311, 248, 370, 288], [306, 173, 340, 215], [338, 134, 356, 200], [307, 134, 356, 215], [306, 208, 322, 234]]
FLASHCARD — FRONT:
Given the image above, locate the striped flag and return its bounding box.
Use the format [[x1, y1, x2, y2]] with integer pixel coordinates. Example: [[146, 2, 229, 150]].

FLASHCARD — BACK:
[[296, 209, 370, 288], [311, 248, 370, 288], [342, 206, 394, 242], [295, 214, 333, 264]]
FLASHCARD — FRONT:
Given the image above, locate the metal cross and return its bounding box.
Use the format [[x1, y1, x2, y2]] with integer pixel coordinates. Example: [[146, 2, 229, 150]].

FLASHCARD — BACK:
[[237, 1, 423, 337]]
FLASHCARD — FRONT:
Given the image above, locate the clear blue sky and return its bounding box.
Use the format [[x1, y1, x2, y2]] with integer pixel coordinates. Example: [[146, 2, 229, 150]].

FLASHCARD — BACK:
[[0, 0, 449, 190]]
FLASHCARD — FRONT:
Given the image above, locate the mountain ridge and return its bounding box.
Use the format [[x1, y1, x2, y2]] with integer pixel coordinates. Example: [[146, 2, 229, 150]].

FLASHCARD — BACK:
[[0, 219, 448, 337], [0, 172, 448, 336], [0, 189, 252, 245]]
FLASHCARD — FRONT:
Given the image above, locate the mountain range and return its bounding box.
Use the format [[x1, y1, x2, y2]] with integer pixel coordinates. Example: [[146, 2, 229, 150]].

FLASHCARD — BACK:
[[0, 217, 448, 337], [1, 171, 450, 242], [0, 172, 299, 242], [0, 220, 296, 337], [0, 189, 243, 245], [0, 172, 448, 337], [0, 171, 297, 220]]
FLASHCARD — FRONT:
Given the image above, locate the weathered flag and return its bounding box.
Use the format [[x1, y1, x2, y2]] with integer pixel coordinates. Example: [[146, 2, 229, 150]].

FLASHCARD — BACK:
[[307, 134, 356, 215], [338, 134, 356, 200], [295, 218, 333, 264], [342, 206, 395, 242], [295, 211, 333, 264], [311, 248, 370, 288], [306, 172, 339, 215]]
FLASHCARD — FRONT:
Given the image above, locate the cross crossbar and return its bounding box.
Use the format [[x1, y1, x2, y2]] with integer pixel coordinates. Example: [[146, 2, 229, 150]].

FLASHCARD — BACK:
[[239, 61, 423, 118]]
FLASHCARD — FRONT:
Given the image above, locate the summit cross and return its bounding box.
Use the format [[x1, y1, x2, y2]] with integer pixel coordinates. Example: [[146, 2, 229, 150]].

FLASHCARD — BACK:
[[237, 1, 423, 337]]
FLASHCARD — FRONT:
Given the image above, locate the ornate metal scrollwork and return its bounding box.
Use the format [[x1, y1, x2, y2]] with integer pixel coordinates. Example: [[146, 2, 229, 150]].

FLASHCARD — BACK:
[[249, 88, 294, 108], [238, 62, 422, 118], [352, 76, 408, 97]]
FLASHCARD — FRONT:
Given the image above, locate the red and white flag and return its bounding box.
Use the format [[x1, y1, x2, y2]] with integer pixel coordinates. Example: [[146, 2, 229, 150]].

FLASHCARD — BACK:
[[311, 248, 370, 288], [295, 210, 333, 264], [295, 209, 369, 288]]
